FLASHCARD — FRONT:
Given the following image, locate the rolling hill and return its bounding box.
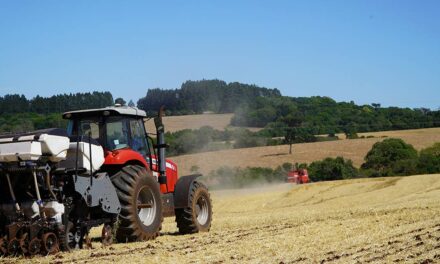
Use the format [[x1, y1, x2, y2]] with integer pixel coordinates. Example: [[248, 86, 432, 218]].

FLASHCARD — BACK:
[[172, 127, 440, 175]]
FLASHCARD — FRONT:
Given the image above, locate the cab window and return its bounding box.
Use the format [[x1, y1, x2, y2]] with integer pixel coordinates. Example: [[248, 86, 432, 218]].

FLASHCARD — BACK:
[[68, 118, 101, 141], [79, 120, 100, 140]]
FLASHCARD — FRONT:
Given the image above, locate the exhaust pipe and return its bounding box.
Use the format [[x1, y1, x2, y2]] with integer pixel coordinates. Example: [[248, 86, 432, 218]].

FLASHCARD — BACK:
[[154, 106, 167, 190]]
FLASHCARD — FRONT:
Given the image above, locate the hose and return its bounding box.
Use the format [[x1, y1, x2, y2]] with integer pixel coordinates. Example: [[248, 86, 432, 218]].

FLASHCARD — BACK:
[[32, 170, 45, 217], [45, 170, 57, 200], [5, 173, 21, 212]]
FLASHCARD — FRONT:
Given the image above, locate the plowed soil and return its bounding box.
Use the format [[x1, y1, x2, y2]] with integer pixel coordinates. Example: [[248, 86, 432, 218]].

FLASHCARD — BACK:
[[6, 174, 440, 263]]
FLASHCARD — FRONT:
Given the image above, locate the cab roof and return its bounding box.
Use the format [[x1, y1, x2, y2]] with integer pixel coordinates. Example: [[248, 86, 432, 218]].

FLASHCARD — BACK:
[[63, 105, 147, 119]]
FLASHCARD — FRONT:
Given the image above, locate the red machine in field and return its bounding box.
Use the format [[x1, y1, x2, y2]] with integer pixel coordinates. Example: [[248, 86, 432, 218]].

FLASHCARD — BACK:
[[287, 169, 309, 184]]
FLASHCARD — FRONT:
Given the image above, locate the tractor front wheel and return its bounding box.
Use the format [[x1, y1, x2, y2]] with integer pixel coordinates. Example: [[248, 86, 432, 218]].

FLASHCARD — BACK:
[[111, 165, 163, 242], [175, 181, 212, 234]]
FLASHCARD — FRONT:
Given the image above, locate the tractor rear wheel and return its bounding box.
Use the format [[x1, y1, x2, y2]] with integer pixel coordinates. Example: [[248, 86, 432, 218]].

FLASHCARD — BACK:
[[175, 181, 212, 234], [111, 165, 163, 242]]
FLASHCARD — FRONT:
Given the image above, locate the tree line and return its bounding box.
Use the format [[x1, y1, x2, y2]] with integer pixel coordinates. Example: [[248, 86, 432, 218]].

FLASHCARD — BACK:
[[307, 138, 440, 181], [0, 92, 113, 133], [164, 126, 285, 156], [232, 96, 440, 134], [0, 92, 113, 114], [1, 80, 439, 139], [136, 79, 440, 141]]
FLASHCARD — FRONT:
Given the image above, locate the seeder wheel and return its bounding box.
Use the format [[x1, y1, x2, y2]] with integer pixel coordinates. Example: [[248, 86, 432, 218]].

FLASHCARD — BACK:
[[7, 238, 20, 256], [28, 238, 42, 256], [65, 221, 84, 250], [101, 224, 113, 246], [42, 232, 59, 254], [19, 233, 29, 255], [0, 237, 7, 255]]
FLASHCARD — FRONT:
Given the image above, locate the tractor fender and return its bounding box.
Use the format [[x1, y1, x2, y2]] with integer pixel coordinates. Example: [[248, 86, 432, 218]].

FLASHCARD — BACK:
[[104, 149, 149, 168], [173, 174, 202, 208]]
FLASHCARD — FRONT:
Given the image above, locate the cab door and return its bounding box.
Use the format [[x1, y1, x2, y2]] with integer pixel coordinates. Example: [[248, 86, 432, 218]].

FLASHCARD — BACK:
[[128, 118, 150, 158]]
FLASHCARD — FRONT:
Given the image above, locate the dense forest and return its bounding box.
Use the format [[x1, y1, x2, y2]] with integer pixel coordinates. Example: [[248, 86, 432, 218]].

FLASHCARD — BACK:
[[137, 79, 281, 115]]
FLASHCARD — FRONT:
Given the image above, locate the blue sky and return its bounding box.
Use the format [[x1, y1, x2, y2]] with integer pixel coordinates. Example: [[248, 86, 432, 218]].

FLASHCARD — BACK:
[[0, 0, 439, 109]]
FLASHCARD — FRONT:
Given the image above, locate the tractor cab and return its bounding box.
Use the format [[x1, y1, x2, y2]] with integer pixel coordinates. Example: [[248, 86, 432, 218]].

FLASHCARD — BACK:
[[63, 105, 150, 153], [62, 105, 178, 193]]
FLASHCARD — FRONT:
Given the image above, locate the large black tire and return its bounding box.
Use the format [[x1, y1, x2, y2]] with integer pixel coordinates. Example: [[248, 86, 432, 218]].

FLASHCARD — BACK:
[[175, 181, 212, 234], [111, 165, 163, 242]]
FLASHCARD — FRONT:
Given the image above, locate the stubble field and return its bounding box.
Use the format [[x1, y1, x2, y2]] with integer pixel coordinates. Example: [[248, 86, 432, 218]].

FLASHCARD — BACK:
[[8, 173, 440, 263], [173, 127, 440, 175], [145, 113, 234, 133]]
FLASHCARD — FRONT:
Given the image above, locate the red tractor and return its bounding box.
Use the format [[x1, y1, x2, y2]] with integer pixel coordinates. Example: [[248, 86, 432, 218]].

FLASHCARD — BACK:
[[287, 169, 309, 184], [0, 105, 212, 255]]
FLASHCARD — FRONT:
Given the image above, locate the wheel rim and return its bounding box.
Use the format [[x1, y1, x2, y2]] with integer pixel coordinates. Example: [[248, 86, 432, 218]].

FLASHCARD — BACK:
[[137, 186, 157, 226], [195, 195, 209, 226]]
